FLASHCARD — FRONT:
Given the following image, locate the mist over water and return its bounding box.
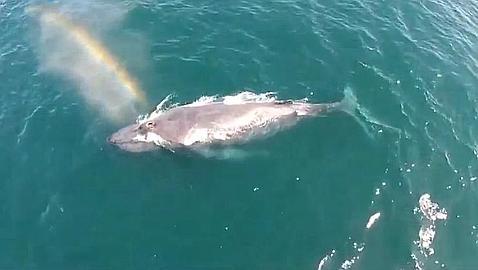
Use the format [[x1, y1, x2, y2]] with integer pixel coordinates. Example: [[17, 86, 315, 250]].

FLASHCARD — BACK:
[[28, 1, 146, 123]]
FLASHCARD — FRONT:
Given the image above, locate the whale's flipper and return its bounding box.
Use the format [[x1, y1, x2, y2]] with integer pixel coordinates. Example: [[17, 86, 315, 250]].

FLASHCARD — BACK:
[[193, 147, 268, 160]]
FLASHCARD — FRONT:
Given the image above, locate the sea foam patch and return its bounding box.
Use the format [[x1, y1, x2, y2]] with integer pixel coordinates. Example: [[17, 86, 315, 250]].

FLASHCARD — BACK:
[[416, 193, 447, 256]]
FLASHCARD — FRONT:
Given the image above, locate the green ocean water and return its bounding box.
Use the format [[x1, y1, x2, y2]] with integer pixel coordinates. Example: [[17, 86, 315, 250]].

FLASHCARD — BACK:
[[1, 0, 478, 269]]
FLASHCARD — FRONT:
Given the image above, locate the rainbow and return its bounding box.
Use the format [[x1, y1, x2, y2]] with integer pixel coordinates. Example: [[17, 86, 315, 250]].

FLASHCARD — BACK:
[[26, 4, 146, 103]]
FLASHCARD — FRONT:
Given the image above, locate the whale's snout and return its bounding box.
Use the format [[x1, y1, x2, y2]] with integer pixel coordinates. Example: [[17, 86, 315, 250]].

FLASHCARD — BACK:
[[108, 124, 158, 152]]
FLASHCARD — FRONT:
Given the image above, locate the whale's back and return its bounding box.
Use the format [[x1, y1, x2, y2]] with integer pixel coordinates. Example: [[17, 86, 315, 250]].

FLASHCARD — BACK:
[[151, 102, 315, 146], [109, 90, 355, 152]]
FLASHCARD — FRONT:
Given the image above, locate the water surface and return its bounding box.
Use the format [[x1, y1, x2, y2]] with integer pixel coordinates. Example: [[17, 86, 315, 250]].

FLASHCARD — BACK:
[[1, 0, 478, 269]]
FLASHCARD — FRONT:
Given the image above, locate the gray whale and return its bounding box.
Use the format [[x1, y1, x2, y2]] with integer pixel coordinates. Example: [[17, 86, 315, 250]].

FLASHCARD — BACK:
[[108, 91, 356, 152]]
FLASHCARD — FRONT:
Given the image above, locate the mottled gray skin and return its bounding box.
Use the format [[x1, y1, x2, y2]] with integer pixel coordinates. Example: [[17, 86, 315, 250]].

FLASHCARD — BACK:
[[108, 99, 342, 152]]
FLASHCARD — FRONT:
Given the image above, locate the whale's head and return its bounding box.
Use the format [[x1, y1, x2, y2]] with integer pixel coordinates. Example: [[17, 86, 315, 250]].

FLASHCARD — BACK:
[[108, 121, 160, 152]]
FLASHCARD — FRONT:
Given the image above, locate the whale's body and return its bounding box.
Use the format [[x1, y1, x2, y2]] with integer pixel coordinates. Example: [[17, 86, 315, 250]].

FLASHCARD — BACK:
[[108, 91, 354, 152]]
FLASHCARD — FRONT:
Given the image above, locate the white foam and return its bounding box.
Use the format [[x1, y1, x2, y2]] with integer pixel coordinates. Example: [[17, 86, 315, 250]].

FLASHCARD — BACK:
[[338, 242, 365, 270], [341, 259, 356, 270], [317, 250, 335, 270], [340, 250, 363, 269], [419, 194, 447, 222], [184, 91, 278, 107], [416, 193, 447, 256], [137, 94, 175, 124], [411, 253, 424, 270], [418, 226, 436, 254], [184, 95, 218, 107], [222, 91, 277, 104], [366, 212, 381, 229]]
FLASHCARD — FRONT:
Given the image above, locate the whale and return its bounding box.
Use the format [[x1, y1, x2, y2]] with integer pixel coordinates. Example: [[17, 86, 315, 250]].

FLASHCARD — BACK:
[[108, 90, 356, 153]]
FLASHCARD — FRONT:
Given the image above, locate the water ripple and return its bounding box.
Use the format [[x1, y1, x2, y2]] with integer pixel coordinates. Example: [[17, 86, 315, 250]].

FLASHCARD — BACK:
[[16, 105, 43, 144]]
